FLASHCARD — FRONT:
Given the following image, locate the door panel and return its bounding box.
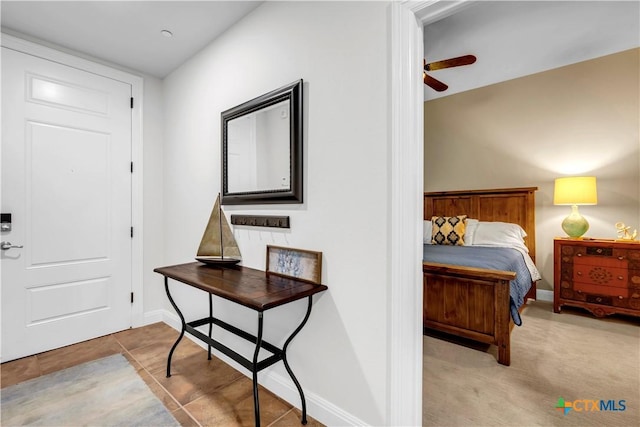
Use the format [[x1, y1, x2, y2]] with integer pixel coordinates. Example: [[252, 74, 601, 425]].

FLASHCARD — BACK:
[[1, 47, 132, 362], [28, 73, 110, 114], [28, 122, 110, 265], [27, 277, 110, 324]]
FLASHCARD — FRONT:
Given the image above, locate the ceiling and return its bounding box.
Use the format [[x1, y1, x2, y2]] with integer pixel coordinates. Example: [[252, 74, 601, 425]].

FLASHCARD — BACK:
[[0, 1, 263, 78], [423, 1, 640, 100], [1, 1, 638, 93]]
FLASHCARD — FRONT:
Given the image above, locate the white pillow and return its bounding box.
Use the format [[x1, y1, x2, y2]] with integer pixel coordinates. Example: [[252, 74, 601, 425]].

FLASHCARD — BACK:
[[463, 218, 479, 246], [472, 221, 529, 252], [423, 220, 432, 244]]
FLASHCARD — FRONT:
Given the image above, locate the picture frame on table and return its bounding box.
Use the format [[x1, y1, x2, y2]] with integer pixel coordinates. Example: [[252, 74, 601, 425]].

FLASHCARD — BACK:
[[266, 245, 322, 284]]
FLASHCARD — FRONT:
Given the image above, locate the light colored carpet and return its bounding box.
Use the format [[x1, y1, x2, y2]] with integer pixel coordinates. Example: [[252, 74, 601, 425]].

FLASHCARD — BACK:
[[423, 300, 640, 426], [1, 353, 180, 427]]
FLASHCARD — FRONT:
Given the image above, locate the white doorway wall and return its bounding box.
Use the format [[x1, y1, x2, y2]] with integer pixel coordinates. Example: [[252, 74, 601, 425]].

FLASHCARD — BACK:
[[388, 1, 471, 425]]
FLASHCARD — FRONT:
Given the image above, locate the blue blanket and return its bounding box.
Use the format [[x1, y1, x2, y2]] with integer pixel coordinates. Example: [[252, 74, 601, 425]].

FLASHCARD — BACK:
[[422, 245, 533, 326]]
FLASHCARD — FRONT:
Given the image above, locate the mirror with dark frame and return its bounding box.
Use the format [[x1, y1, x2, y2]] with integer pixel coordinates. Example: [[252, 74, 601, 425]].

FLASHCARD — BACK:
[[221, 79, 303, 205]]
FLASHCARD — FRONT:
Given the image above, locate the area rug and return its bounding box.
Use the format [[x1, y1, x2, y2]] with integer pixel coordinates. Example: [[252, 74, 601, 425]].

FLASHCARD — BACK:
[[1, 353, 180, 427]]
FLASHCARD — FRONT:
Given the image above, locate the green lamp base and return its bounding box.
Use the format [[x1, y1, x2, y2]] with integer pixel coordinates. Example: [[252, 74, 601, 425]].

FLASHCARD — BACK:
[[562, 205, 589, 238]]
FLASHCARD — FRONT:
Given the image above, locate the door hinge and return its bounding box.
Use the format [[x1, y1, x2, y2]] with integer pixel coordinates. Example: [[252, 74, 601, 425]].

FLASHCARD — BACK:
[[130, 227, 134, 238], [130, 97, 134, 109], [131, 292, 134, 303]]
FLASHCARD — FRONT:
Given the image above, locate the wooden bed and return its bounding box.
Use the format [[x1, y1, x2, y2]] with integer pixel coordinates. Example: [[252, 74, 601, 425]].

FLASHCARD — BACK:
[[423, 187, 538, 366]]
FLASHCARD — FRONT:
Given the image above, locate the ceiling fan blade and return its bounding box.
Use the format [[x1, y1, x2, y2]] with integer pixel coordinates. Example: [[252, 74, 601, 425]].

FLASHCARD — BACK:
[[425, 55, 476, 71], [423, 72, 448, 92]]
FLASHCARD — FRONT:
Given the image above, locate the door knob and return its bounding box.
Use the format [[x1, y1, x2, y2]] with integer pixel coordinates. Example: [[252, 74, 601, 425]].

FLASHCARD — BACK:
[[1, 241, 23, 250]]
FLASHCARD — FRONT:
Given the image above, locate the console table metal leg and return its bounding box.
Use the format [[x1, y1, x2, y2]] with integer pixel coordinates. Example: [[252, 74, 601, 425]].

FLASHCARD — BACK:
[[208, 294, 213, 360], [281, 296, 313, 425], [164, 278, 186, 378], [252, 312, 265, 427]]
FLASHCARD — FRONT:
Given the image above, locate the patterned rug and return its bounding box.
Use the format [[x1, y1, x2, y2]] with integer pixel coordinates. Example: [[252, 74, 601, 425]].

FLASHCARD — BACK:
[[1, 353, 180, 426]]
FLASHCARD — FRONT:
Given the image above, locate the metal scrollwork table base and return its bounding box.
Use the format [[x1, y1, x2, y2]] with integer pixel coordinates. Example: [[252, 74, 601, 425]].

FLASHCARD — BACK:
[[154, 262, 327, 427]]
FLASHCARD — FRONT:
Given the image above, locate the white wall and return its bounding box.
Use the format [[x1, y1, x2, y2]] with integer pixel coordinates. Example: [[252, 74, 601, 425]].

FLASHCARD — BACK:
[[162, 1, 391, 424], [141, 76, 166, 317]]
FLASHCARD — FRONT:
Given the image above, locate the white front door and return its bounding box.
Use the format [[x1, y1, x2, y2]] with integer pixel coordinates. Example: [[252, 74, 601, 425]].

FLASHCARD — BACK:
[[1, 47, 133, 362]]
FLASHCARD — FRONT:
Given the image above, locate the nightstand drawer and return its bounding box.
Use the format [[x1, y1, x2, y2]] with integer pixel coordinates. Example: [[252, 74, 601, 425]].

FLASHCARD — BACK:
[[574, 282, 628, 298], [585, 246, 613, 256], [573, 265, 627, 288], [586, 294, 614, 306], [573, 254, 627, 269]]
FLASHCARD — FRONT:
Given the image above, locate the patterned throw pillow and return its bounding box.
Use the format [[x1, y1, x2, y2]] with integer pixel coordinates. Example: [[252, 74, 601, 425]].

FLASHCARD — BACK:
[[431, 215, 467, 246]]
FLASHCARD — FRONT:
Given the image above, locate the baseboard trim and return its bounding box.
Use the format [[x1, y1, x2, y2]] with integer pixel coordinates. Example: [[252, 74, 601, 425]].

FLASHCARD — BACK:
[[161, 310, 365, 426], [142, 309, 165, 326], [536, 289, 553, 302]]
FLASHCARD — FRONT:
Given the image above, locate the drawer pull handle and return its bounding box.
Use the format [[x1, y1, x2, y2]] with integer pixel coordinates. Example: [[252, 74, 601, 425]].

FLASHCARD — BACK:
[[577, 253, 582, 257], [596, 249, 603, 254], [577, 290, 583, 294], [577, 271, 582, 276], [618, 256, 625, 260], [619, 296, 624, 299], [618, 276, 624, 280], [596, 297, 602, 302]]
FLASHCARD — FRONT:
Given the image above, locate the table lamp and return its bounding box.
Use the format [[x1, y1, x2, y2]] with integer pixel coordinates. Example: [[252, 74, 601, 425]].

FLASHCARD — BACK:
[[554, 176, 597, 238]]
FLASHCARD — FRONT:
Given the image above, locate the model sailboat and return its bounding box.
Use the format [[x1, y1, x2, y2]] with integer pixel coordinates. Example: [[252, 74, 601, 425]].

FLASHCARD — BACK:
[[195, 194, 241, 265]]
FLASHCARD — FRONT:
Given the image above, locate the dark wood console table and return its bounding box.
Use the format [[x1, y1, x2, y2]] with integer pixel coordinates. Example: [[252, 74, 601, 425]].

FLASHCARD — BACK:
[[154, 262, 327, 426]]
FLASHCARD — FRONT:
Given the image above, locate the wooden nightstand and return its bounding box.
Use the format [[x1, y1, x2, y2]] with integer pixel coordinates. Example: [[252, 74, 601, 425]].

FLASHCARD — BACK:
[[554, 238, 640, 318]]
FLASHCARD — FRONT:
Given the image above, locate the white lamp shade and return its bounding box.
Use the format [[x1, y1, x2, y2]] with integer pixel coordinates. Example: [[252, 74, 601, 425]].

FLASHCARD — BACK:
[[554, 176, 597, 206]]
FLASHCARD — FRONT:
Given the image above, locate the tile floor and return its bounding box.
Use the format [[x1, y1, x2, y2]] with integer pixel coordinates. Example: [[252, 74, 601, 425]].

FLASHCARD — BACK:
[[0, 322, 323, 427]]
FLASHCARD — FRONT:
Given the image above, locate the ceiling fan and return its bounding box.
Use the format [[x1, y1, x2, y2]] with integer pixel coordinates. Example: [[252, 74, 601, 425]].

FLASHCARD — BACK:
[[423, 55, 477, 92]]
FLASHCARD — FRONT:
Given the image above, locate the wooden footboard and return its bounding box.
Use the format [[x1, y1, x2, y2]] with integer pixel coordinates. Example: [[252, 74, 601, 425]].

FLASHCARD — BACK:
[[423, 262, 516, 365], [423, 187, 538, 366]]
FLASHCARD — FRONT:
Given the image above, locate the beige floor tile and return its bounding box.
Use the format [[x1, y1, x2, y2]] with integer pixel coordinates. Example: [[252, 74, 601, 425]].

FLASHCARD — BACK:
[[269, 407, 323, 427], [114, 321, 179, 351], [184, 377, 292, 427], [0, 355, 41, 388], [130, 335, 204, 376], [155, 351, 244, 405], [171, 407, 200, 427], [37, 334, 124, 375]]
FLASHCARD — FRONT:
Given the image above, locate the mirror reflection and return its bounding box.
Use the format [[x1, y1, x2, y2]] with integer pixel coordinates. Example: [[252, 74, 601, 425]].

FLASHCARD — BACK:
[[227, 100, 291, 193]]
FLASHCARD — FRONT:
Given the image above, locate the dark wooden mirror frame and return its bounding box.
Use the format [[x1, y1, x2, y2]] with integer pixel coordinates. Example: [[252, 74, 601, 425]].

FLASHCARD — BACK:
[[221, 79, 303, 205]]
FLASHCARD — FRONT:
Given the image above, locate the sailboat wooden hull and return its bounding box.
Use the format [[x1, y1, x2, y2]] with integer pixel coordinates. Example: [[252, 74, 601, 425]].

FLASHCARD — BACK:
[[196, 256, 241, 266]]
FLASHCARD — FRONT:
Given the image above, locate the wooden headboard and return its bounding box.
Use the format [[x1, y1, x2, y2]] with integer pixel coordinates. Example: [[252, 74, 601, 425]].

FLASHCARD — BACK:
[[424, 187, 538, 263]]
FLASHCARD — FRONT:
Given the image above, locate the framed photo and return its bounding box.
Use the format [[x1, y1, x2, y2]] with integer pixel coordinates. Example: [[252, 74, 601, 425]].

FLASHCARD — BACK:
[[266, 245, 322, 284]]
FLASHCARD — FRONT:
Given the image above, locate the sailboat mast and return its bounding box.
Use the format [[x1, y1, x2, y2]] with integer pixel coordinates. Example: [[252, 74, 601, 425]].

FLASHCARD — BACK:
[[218, 194, 224, 259]]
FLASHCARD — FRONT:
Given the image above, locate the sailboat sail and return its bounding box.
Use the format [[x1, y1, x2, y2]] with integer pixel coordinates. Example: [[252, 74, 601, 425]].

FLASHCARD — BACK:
[[196, 194, 241, 261]]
